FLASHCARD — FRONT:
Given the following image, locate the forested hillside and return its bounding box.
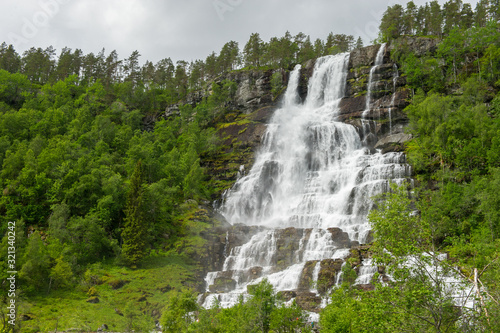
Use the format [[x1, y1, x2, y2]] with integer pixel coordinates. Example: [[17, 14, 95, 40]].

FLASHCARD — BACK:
[[0, 27, 365, 331], [1, 0, 500, 331]]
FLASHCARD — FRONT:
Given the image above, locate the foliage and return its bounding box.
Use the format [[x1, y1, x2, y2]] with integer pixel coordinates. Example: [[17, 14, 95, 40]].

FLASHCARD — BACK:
[[160, 289, 199, 332], [182, 279, 311, 333], [379, 0, 498, 41], [270, 71, 284, 98], [121, 160, 147, 266]]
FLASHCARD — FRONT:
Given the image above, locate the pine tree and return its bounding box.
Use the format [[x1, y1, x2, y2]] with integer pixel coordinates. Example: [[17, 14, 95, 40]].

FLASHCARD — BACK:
[[243, 33, 264, 67], [121, 160, 147, 267], [404, 1, 418, 34], [474, 0, 490, 27], [379, 4, 405, 41], [443, 0, 463, 34], [0, 43, 21, 73], [218, 41, 240, 72], [428, 1, 444, 36], [355, 37, 364, 49]]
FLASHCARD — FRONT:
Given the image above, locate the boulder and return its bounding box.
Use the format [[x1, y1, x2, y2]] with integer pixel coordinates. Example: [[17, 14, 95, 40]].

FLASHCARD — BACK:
[[388, 36, 439, 57], [277, 290, 297, 302], [327, 228, 351, 248], [86, 296, 99, 304], [317, 259, 344, 294], [349, 44, 387, 68], [295, 292, 322, 312], [374, 133, 412, 153], [298, 260, 318, 291]]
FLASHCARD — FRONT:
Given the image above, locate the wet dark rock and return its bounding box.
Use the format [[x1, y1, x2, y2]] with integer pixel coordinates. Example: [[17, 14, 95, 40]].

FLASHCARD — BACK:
[[295, 292, 322, 312], [348, 245, 374, 268], [220, 69, 276, 114], [97, 324, 108, 332], [365, 230, 375, 244], [298, 260, 318, 291], [209, 276, 237, 293], [317, 259, 344, 294], [298, 59, 315, 101], [327, 228, 351, 248], [278, 290, 298, 302], [374, 133, 412, 153], [355, 284, 375, 291], [349, 44, 387, 68], [249, 266, 263, 279], [275, 227, 306, 270]]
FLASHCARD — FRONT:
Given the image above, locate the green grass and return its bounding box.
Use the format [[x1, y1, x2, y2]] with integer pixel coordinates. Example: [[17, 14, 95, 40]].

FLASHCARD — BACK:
[[19, 253, 196, 332]]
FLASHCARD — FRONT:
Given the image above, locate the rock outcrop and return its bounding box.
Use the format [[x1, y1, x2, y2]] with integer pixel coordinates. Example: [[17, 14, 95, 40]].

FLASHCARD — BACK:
[[340, 43, 410, 152]]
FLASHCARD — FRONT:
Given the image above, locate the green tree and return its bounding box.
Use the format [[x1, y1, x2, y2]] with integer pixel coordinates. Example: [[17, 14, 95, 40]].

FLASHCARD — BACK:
[[124, 50, 141, 86], [460, 3, 474, 29], [218, 41, 240, 72], [269, 300, 308, 333], [354, 36, 364, 49], [49, 256, 73, 290], [19, 231, 50, 292], [367, 183, 475, 332], [121, 160, 147, 266], [443, 0, 463, 34], [174, 60, 189, 100], [160, 289, 198, 332], [244, 33, 265, 67], [246, 279, 276, 333], [296, 35, 316, 63], [0, 43, 21, 73], [428, 1, 444, 36], [379, 4, 405, 41], [403, 1, 418, 34]]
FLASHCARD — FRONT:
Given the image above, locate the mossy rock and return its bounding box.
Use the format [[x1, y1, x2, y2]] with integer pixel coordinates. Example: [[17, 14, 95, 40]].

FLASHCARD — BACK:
[[86, 296, 99, 304], [87, 286, 98, 297], [108, 279, 128, 290]]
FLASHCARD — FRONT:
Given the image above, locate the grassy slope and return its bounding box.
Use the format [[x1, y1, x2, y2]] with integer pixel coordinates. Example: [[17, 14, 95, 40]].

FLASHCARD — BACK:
[[20, 253, 196, 332]]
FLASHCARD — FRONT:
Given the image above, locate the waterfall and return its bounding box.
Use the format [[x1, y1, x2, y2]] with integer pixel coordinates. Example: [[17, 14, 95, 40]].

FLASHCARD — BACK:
[[388, 63, 399, 135], [364, 43, 386, 115], [362, 43, 386, 139], [203, 52, 411, 309]]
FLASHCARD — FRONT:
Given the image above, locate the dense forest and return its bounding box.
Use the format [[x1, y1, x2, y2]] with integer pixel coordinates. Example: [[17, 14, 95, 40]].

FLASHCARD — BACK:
[[1, 0, 500, 331]]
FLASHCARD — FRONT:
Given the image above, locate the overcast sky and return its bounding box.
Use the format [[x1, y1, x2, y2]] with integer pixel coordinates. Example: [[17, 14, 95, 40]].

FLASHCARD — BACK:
[[0, 0, 480, 64]]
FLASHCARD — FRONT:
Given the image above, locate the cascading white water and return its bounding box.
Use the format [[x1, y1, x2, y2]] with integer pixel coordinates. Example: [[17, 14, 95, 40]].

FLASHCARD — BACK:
[[388, 63, 399, 135], [362, 43, 386, 137], [203, 52, 411, 308], [363, 43, 386, 115]]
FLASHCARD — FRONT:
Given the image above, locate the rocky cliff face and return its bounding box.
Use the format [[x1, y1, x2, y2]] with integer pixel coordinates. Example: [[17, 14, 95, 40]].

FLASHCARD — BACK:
[[173, 37, 436, 303], [199, 224, 386, 312], [340, 44, 410, 153]]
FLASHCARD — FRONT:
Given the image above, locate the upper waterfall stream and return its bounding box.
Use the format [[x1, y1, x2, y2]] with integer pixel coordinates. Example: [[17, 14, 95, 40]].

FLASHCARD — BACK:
[[202, 52, 411, 309]]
